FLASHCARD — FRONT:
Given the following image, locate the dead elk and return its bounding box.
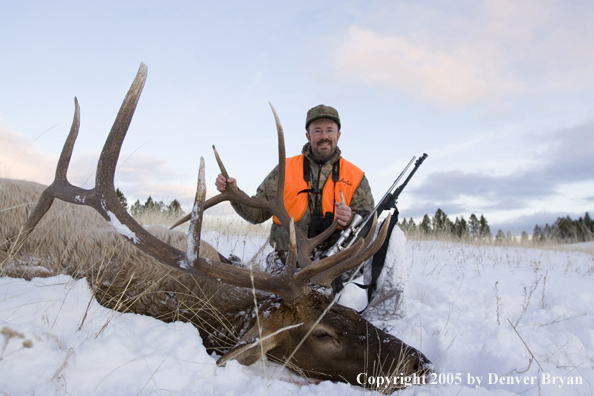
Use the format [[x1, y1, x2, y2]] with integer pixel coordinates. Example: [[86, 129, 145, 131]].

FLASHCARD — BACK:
[[0, 63, 432, 391]]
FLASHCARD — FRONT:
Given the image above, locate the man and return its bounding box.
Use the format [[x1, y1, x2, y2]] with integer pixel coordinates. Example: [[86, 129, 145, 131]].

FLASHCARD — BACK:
[[215, 104, 374, 272]]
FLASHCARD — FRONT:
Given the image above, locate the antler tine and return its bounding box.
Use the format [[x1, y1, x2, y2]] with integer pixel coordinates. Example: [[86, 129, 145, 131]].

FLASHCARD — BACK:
[[286, 214, 389, 291], [212, 144, 229, 179], [185, 218, 301, 302], [169, 193, 229, 230], [169, 214, 190, 230], [11, 97, 85, 251], [292, 238, 365, 285], [96, 63, 147, 194], [279, 218, 298, 285], [209, 145, 273, 211], [169, 106, 289, 231], [55, 98, 80, 182], [312, 214, 390, 288], [186, 157, 207, 267], [292, 220, 339, 269], [174, 104, 293, 226], [168, 145, 226, 231], [267, 102, 291, 227], [17, 63, 190, 265]]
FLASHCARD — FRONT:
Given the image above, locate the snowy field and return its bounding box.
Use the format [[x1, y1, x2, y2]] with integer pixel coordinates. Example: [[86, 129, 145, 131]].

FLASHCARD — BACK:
[[1, 225, 593, 396]]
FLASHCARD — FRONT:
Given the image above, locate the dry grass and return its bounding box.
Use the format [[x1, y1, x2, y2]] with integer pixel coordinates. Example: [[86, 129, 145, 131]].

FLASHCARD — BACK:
[[0, 326, 33, 361], [402, 227, 594, 254], [133, 210, 270, 238]]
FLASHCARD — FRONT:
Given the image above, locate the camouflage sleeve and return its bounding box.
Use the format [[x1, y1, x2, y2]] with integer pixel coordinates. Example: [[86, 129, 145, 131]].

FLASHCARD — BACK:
[[230, 165, 279, 224], [350, 175, 374, 220]]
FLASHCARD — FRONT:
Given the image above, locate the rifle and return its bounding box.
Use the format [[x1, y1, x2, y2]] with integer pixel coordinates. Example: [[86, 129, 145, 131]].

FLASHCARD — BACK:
[[323, 153, 428, 259]]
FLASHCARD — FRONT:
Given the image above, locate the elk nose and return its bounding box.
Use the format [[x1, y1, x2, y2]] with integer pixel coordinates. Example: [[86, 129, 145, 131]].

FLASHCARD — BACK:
[[413, 354, 434, 384]]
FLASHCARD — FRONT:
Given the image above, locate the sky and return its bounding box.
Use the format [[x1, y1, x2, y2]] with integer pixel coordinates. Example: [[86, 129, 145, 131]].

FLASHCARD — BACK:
[[1, 0, 593, 235]]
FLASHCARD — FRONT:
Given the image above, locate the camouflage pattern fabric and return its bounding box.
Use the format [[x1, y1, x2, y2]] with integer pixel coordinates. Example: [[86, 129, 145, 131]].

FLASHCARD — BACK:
[[232, 143, 374, 252]]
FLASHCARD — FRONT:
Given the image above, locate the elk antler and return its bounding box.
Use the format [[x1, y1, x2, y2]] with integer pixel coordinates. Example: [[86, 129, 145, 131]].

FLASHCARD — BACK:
[[169, 104, 339, 271], [17, 63, 390, 306]]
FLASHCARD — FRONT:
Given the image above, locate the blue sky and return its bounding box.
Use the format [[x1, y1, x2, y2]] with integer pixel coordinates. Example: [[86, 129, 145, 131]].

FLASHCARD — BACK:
[[1, 0, 593, 234]]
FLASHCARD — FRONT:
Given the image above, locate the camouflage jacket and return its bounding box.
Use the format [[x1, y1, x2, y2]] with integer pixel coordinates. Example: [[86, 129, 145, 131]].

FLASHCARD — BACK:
[[231, 144, 374, 251]]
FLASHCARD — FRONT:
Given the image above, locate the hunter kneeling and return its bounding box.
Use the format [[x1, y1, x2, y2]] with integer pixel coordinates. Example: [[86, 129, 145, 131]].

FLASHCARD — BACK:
[[215, 104, 374, 280]]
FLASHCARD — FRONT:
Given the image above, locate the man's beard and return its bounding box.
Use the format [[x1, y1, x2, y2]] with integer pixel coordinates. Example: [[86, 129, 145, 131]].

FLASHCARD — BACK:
[[313, 139, 335, 160]]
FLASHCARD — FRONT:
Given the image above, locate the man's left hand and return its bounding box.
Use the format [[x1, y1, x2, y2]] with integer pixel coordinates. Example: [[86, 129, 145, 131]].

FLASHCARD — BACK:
[[335, 203, 352, 227]]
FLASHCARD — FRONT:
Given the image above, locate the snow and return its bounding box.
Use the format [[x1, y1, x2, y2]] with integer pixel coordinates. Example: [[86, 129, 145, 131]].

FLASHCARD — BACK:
[[105, 209, 140, 244], [1, 228, 593, 395], [184, 200, 202, 270]]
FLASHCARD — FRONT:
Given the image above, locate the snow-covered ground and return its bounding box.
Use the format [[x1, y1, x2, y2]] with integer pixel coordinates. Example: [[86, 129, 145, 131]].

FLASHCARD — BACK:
[[1, 227, 593, 395]]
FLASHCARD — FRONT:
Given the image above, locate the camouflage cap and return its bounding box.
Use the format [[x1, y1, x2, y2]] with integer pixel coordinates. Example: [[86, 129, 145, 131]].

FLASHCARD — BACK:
[[305, 104, 341, 131]]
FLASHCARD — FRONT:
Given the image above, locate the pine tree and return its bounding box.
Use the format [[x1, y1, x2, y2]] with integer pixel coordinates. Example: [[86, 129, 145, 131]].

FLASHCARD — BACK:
[[479, 215, 491, 239], [542, 223, 552, 242], [453, 217, 461, 238], [469, 214, 480, 238], [116, 188, 128, 210], [579, 213, 593, 241], [521, 231, 529, 244], [408, 217, 417, 233], [130, 199, 143, 217], [495, 229, 505, 244], [420, 214, 432, 235], [432, 208, 451, 236], [142, 196, 165, 214], [532, 225, 542, 244], [575, 216, 593, 242], [455, 216, 469, 239], [585, 212, 593, 233], [400, 218, 409, 233], [167, 199, 185, 216], [144, 196, 155, 212]]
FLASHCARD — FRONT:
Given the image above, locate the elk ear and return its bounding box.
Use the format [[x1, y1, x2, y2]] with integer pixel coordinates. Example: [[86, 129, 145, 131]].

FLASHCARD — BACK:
[[216, 335, 281, 367]]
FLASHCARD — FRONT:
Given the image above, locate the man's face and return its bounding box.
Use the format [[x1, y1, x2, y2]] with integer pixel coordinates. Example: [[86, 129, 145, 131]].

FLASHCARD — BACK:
[[306, 118, 341, 160]]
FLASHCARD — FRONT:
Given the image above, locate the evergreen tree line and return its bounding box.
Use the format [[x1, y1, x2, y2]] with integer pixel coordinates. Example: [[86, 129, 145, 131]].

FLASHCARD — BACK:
[[117, 187, 592, 244], [399, 209, 493, 240], [116, 188, 185, 217], [531, 213, 594, 244], [399, 208, 594, 244]]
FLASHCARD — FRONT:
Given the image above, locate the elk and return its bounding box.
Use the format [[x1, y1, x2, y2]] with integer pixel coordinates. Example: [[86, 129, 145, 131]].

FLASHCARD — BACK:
[[0, 63, 432, 392]]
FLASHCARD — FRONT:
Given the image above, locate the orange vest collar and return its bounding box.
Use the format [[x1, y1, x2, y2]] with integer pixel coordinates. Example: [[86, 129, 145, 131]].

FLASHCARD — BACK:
[[272, 154, 364, 226]]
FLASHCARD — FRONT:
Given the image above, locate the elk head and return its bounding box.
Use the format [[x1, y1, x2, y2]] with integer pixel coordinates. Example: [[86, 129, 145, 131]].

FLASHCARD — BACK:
[[13, 63, 432, 392]]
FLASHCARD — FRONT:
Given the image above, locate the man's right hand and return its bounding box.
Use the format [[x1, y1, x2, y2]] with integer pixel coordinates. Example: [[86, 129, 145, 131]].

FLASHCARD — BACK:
[[215, 174, 237, 192]]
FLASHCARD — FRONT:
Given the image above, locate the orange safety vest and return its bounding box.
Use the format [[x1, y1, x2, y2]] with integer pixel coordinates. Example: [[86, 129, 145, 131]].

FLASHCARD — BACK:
[[272, 154, 365, 225]]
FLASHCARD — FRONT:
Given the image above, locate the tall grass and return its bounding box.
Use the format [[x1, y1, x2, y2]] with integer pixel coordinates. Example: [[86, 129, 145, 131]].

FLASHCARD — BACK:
[[402, 226, 594, 254], [132, 210, 270, 238]]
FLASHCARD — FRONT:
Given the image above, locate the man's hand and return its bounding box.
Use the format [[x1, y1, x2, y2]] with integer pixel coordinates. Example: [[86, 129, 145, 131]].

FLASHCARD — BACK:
[[215, 174, 237, 192], [335, 202, 352, 227]]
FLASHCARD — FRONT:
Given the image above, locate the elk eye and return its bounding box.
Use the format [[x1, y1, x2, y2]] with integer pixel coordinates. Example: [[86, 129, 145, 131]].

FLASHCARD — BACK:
[[312, 329, 331, 339]]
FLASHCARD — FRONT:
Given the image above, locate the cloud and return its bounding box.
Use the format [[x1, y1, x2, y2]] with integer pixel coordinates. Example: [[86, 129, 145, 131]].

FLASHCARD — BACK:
[[408, 118, 594, 212], [0, 125, 56, 183], [333, 1, 594, 106], [334, 26, 512, 106]]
